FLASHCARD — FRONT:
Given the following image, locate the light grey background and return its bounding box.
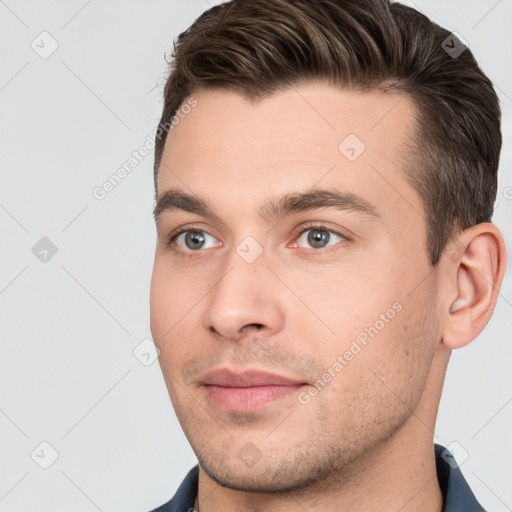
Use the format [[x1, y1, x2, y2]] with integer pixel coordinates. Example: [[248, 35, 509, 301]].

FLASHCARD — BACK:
[[0, 1, 511, 511]]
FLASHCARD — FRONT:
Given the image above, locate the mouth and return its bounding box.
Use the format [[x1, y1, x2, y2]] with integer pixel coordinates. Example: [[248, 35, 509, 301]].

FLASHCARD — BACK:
[[200, 368, 308, 412]]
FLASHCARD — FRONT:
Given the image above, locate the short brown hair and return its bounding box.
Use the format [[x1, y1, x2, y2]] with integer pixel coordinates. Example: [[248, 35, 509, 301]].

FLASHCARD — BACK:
[[154, 0, 501, 266]]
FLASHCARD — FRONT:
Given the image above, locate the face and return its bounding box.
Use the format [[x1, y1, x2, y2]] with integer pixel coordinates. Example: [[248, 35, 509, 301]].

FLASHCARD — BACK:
[[150, 83, 442, 491]]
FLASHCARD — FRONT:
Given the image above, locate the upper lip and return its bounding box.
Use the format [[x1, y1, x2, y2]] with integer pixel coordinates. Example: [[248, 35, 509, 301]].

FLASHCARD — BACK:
[[201, 368, 305, 387]]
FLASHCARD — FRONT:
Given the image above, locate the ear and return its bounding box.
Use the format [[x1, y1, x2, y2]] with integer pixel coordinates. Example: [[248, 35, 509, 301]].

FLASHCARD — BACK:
[[441, 223, 507, 349]]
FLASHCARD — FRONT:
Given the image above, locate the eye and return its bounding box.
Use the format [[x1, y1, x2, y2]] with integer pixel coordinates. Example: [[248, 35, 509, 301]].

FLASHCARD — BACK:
[[169, 229, 221, 252], [166, 223, 348, 255], [295, 225, 346, 250]]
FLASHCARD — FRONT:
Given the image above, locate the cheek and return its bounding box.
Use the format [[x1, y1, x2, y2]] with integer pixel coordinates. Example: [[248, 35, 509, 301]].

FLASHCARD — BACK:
[[150, 263, 200, 375], [316, 299, 437, 440], [281, 263, 399, 359], [150, 259, 200, 336], [310, 258, 436, 381], [359, 299, 436, 396]]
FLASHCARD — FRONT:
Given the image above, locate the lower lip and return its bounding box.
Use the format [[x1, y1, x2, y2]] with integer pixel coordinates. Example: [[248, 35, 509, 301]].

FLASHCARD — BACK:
[[204, 384, 304, 411]]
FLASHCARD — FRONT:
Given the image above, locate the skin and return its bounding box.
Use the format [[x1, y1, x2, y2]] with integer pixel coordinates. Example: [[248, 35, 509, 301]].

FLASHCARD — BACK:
[[150, 82, 507, 511]]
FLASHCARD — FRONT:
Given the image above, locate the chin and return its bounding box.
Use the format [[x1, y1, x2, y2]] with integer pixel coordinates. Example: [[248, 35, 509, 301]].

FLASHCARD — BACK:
[[197, 445, 345, 494]]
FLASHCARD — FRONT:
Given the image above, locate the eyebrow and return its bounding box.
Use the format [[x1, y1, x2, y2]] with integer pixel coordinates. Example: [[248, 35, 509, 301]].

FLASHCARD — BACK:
[[153, 187, 381, 224]]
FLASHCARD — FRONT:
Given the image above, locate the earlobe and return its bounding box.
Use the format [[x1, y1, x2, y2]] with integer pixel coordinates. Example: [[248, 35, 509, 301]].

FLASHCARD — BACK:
[[442, 223, 507, 350]]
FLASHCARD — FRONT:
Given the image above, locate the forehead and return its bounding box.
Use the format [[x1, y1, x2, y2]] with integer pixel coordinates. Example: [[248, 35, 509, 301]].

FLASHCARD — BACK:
[[162, 82, 417, 158], [158, 83, 422, 224]]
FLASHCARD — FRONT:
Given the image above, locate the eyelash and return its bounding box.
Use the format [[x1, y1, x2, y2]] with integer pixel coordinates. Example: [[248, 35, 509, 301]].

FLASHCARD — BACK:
[[165, 222, 350, 256]]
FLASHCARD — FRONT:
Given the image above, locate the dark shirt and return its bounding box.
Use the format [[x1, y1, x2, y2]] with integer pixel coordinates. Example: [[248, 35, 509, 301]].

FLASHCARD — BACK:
[[150, 444, 485, 511]]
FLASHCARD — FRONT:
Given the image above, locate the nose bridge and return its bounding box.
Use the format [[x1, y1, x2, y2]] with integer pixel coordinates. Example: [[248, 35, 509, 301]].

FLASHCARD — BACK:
[[202, 240, 284, 339]]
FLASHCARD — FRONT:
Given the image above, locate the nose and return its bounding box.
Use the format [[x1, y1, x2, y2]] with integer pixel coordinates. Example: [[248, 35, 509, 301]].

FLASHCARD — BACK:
[[202, 247, 285, 342]]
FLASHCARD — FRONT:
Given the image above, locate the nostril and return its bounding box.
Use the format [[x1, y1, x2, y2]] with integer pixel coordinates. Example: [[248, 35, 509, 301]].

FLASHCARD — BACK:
[[240, 323, 265, 333]]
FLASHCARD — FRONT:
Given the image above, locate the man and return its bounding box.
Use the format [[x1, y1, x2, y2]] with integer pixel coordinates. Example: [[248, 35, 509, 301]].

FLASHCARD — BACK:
[[148, 0, 507, 510]]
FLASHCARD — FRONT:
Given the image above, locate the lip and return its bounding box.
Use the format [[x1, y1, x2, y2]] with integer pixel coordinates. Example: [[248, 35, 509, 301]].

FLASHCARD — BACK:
[[201, 368, 307, 412], [201, 368, 305, 387]]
